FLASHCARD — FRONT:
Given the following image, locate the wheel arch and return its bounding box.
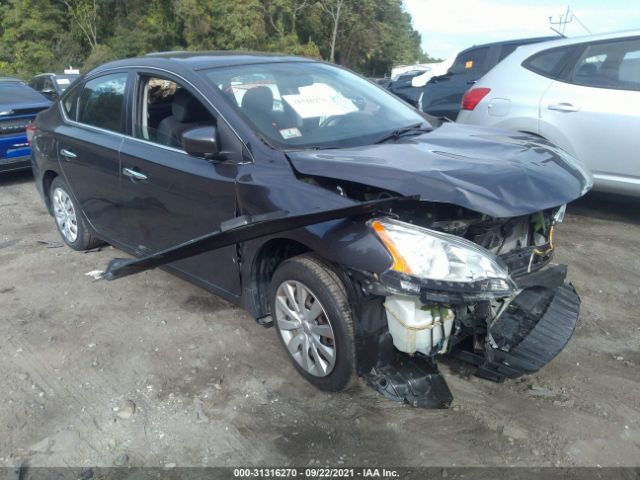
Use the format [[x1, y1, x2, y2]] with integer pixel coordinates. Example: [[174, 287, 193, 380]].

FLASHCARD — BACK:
[[42, 169, 59, 214], [242, 219, 393, 320], [244, 237, 312, 320]]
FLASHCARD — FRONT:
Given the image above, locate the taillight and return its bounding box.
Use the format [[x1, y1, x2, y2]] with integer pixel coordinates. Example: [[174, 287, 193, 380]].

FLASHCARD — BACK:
[[461, 87, 491, 111], [26, 122, 36, 146]]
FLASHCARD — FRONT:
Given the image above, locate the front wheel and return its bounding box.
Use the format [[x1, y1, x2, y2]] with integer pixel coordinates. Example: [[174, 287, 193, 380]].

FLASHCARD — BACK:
[[270, 255, 355, 392]]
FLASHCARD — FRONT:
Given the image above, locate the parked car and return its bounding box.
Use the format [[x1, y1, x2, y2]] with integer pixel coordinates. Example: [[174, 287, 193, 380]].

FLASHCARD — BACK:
[[386, 69, 428, 106], [0, 78, 51, 173], [385, 59, 457, 107], [457, 31, 640, 196], [31, 52, 590, 406], [410, 58, 455, 87], [417, 36, 558, 120], [30, 72, 80, 101]]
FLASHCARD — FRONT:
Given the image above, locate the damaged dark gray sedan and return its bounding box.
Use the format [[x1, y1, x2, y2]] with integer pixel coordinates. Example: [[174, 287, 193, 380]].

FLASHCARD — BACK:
[[31, 52, 592, 407]]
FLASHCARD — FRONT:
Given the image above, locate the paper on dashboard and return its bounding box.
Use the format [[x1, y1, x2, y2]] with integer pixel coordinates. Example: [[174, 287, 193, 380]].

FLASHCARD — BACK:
[[283, 83, 358, 119]]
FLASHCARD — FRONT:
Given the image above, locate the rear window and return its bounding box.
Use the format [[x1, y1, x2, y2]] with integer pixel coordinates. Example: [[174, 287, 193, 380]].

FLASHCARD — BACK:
[[449, 47, 490, 75], [0, 85, 48, 105], [55, 76, 78, 92], [523, 46, 573, 78]]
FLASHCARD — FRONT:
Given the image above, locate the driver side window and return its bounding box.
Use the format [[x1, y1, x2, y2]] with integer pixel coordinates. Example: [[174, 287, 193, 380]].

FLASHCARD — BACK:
[[134, 76, 216, 149]]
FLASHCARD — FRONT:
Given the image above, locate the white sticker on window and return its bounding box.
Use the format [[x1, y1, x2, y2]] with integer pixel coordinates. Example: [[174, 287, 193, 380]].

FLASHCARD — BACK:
[[283, 83, 357, 119], [280, 127, 302, 139], [56, 78, 71, 85]]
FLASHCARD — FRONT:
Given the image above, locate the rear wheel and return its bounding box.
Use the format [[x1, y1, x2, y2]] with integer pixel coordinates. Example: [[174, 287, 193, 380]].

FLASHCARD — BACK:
[[50, 176, 103, 251], [270, 255, 355, 392]]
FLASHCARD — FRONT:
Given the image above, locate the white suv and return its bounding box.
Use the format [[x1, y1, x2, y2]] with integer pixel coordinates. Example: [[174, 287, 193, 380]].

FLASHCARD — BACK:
[[457, 30, 640, 196]]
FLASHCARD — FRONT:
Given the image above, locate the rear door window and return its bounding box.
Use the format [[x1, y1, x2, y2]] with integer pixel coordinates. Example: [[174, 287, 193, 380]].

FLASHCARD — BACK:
[[77, 72, 128, 133], [569, 38, 640, 91]]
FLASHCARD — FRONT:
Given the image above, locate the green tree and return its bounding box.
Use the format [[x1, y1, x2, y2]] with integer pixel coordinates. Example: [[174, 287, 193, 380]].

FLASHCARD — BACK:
[[63, 0, 98, 50], [174, 0, 267, 51], [0, 0, 431, 78], [317, 0, 344, 62], [0, 0, 67, 77], [107, 0, 182, 58]]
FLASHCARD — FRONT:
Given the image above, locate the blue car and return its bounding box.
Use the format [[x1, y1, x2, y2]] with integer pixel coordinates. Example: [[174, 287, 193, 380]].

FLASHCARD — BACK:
[[0, 77, 51, 173]]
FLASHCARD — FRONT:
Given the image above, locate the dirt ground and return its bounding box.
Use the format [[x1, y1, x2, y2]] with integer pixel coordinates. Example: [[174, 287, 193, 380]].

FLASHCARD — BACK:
[[1, 169, 638, 468]]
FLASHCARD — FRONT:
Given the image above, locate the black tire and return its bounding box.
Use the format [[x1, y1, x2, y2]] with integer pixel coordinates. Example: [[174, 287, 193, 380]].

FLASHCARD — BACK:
[[50, 176, 103, 251], [270, 254, 355, 392]]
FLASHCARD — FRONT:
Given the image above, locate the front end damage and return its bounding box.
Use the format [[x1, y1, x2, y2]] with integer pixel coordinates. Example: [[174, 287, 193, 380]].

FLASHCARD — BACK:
[[99, 196, 580, 409], [348, 202, 580, 408]]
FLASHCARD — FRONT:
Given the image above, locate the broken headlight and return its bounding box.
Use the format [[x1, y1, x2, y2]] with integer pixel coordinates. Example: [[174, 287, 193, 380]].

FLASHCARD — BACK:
[[371, 218, 515, 293], [553, 204, 567, 224]]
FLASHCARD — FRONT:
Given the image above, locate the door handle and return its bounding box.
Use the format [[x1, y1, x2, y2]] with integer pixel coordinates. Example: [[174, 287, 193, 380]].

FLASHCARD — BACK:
[[122, 167, 148, 181], [60, 148, 77, 159], [466, 80, 477, 85], [548, 103, 580, 112]]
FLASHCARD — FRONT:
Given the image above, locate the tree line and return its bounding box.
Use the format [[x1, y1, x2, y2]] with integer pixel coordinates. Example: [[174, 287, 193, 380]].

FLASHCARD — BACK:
[[0, 0, 434, 79]]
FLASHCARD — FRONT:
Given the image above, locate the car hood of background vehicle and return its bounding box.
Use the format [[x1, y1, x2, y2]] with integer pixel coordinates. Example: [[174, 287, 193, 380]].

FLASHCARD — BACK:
[[0, 100, 51, 112], [287, 123, 591, 218], [0, 87, 51, 112]]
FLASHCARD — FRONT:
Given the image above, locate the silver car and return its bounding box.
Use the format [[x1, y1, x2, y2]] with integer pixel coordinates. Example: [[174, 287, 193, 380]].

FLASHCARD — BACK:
[[457, 30, 640, 196]]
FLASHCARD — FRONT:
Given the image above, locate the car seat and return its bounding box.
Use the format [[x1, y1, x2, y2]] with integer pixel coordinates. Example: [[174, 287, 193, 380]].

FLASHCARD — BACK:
[[157, 89, 212, 148]]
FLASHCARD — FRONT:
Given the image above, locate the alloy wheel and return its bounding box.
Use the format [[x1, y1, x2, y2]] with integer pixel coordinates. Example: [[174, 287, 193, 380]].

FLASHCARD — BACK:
[[274, 280, 336, 377], [52, 187, 78, 243]]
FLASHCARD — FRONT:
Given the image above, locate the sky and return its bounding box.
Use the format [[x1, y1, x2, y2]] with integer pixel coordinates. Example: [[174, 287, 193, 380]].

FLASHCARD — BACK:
[[403, 0, 640, 60]]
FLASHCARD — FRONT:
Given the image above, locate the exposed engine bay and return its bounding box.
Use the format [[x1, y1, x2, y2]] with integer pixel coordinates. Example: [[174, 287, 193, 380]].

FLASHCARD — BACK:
[[294, 174, 580, 406], [332, 190, 578, 408]]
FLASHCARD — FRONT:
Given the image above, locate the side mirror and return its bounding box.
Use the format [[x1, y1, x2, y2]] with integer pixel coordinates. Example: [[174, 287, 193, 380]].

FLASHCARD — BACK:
[[182, 126, 220, 159], [41, 89, 57, 100]]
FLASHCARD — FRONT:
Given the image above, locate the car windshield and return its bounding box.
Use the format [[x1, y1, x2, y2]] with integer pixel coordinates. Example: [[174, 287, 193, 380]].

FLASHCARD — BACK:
[[202, 62, 429, 149], [55, 75, 79, 92]]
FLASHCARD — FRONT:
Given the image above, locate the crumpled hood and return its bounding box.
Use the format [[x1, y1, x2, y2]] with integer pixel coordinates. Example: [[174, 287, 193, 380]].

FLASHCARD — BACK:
[[287, 123, 592, 218]]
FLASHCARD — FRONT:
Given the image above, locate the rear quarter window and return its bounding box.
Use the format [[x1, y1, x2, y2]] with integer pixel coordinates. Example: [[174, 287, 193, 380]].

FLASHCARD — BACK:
[[61, 84, 82, 120], [522, 46, 574, 78]]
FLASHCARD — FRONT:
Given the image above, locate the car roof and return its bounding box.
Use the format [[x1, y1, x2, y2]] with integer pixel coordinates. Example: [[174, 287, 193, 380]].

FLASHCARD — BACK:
[[504, 29, 640, 59], [32, 73, 79, 78], [457, 36, 561, 55], [91, 51, 315, 76]]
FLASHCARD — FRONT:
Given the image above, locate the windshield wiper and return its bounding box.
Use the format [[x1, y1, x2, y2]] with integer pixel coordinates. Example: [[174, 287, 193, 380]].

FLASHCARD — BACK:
[[374, 123, 432, 144]]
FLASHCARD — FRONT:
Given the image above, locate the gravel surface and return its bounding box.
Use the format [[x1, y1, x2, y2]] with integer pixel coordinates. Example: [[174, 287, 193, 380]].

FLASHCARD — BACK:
[[1, 170, 638, 467]]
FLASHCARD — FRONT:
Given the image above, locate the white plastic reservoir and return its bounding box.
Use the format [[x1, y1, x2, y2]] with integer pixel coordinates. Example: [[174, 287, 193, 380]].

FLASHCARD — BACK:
[[384, 295, 454, 356]]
